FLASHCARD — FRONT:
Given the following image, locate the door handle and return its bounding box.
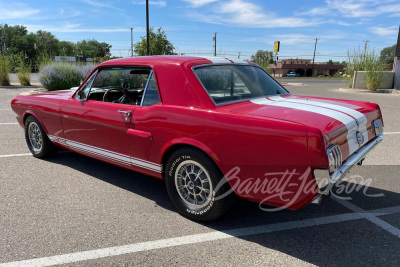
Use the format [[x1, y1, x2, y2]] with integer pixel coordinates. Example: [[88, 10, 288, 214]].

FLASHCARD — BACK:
[[117, 110, 132, 122]]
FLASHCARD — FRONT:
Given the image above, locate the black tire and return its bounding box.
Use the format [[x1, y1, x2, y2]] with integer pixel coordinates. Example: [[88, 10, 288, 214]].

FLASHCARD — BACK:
[[24, 116, 58, 158], [164, 148, 236, 222]]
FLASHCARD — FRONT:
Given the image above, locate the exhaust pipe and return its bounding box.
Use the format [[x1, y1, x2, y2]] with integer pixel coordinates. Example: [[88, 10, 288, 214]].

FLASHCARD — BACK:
[[311, 195, 323, 205]]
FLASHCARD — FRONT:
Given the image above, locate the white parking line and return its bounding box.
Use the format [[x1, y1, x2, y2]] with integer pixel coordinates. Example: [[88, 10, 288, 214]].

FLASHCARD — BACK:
[[384, 132, 400, 135], [1, 205, 400, 267], [0, 153, 32, 158], [332, 196, 400, 238], [0, 109, 11, 111], [0, 123, 18, 125]]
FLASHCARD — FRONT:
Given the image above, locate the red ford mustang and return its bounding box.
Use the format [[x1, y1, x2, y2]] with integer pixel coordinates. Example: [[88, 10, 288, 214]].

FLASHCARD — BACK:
[[11, 56, 384, 221]]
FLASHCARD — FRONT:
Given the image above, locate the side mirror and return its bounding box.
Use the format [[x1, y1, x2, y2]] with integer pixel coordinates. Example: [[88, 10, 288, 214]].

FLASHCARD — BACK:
[[77, 90, 86, 100]]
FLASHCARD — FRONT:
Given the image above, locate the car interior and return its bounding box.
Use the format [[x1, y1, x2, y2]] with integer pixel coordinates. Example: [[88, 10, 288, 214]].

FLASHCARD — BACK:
[[79, 67, 161, 106]]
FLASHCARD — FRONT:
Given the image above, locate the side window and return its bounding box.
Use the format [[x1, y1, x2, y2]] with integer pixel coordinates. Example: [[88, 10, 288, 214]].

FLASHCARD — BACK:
[[141, 73, 161, 106], [85, 67, 151, 104]]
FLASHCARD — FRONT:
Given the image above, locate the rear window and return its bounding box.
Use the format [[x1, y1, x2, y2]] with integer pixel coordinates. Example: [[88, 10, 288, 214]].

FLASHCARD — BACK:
[[193, 65, 288, 105]]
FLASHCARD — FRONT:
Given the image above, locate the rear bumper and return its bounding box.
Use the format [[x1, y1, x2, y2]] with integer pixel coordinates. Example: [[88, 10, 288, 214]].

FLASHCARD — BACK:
[[313, 133, 384, 194]]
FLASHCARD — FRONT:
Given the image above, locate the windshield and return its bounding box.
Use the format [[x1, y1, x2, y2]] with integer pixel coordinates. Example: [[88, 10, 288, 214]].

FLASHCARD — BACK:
[[193, 65, 289, 105]]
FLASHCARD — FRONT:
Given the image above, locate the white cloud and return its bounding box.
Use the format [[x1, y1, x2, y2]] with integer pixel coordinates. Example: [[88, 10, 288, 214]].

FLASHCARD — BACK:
[[298, 7, 331, 16], [24, 25, 134, 33], [369, 26, 398, 36], [187, 0, 318, 28], [132, 0, 167, 7], [0, 2, 40, 19], [182, 0, 218, 8], [323, 0, 400, 18]]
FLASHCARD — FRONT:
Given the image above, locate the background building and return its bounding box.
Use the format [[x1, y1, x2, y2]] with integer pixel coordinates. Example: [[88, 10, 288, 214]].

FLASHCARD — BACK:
[[270, 59, 344, 77]]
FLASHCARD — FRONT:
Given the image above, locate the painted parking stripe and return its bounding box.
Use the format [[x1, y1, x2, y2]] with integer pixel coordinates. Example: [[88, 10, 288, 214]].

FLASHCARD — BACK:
[[0, 123, 18, 125], [1, 205, 399, 267], [332, 196, 400, 238], [0, 153, 32, 158], [384, 132, 400, 135]]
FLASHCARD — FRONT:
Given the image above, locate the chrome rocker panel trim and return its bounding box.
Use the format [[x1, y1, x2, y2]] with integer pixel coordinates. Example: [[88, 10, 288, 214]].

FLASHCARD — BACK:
[[314, 133, 384, 194]]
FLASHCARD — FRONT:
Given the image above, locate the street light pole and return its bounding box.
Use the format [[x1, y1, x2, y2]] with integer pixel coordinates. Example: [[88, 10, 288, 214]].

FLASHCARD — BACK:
[[146, 0, 150, 56]]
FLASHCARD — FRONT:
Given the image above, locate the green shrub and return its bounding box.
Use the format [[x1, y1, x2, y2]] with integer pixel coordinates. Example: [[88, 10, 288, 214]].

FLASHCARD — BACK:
[[17, 61, 32, 86], [40, 62, 83, 91], [347, 47, 383, 90], [0, 55, 11, 86], [317, 75, 324, 78], [40, 62, 97, 91]]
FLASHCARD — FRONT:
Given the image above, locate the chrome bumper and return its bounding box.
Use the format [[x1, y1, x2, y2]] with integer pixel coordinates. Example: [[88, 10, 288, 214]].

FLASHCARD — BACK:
[[313, 133, 384, 194]]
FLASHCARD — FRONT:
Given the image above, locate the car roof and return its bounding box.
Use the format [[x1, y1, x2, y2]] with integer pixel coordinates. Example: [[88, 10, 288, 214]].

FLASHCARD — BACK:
[[99, 55, 252, 68]]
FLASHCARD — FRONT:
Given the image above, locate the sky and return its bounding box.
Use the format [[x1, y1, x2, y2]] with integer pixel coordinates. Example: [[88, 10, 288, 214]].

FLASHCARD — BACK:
[[0, 0, 399, 62]]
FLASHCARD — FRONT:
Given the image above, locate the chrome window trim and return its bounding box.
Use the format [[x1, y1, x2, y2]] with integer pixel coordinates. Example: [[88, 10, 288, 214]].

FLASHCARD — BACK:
[[140, 70, 153, 107], [191, 64, 290, 107], [77, 69, 98, 100]]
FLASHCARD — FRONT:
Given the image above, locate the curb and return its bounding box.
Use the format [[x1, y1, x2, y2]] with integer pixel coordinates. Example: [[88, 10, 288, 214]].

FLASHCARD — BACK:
[[338, 88, 400, 95]]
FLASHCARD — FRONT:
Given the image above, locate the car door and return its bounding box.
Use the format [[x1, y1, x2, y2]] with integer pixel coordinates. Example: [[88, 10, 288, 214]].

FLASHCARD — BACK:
[[60, 67, 150, 166]]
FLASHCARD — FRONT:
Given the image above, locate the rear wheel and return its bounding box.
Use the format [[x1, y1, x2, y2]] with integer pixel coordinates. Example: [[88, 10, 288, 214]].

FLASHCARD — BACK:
[[164, 148, 235, 221], [24, 116, 58, 158]]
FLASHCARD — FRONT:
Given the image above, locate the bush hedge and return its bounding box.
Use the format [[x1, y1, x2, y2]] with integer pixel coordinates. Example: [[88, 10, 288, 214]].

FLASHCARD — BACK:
[[40, 62, 97, 91]]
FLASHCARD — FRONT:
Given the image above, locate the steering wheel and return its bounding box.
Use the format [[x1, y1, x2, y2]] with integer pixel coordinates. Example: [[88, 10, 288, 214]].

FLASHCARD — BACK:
[[103, 88, 133, 104]]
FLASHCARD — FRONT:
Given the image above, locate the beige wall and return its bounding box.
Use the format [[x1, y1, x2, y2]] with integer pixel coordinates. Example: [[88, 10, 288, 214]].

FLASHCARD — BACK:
[[353, 71, 394, 89]]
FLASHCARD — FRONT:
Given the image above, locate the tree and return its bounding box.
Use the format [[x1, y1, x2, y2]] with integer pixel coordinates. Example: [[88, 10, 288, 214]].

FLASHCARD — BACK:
[[326, 59, 334, 65], [58, 41, 76, 56], [76, 39, 111, 58], [250, 50, 273, 70], [379, 44, 396, 65], [134, 27, 175, 56], [35, 30, 59, 58]]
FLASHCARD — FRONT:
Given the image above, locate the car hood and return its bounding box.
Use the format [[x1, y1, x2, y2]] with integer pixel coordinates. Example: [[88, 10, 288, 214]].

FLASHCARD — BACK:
[[32, 87, 77, 99], [222, 94, 381, 159]]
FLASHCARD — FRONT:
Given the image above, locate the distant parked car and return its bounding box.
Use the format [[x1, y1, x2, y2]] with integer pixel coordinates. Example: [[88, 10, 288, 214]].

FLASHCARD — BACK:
[[287, 72, 300, 77]]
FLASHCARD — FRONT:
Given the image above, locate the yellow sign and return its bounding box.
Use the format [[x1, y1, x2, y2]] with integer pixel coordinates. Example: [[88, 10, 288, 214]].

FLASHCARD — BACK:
[[274, 41, 280, 52]]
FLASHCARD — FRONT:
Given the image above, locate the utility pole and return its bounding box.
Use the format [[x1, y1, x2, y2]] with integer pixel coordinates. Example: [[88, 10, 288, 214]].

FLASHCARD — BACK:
[[146, 0, 150, 56], [213, 32, 217, 57], [238, 52, 241, 59], [130, 28, 133, 57], [311, 38, 320, 77], [363, 40, 370, 58]]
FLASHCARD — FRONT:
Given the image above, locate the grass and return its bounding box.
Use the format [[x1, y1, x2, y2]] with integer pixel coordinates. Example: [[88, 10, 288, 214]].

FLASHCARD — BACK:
[[17, 61, 32, 86], [0, 54, 11, 86]]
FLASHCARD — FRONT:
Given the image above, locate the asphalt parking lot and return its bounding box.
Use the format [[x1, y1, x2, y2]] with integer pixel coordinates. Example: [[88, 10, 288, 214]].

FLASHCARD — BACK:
[[1, 79, 400, 266]]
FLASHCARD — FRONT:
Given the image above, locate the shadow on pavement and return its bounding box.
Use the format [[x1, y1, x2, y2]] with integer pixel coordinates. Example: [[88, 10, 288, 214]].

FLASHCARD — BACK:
[[46, 152, 400, 266]]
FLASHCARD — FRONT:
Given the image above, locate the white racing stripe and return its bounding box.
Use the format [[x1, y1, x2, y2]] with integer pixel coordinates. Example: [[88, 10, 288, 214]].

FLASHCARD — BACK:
[[205, 57, 249, 64], [274, 95, 369, 145], [1, 205, 400, 267], [48, 135, 162, 173], [251, 97, 360, 155]]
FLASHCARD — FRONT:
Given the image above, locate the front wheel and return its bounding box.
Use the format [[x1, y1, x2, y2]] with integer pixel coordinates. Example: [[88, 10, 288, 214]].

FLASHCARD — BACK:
[[164, 148, 235, 221], [24, 116, 58, 158]]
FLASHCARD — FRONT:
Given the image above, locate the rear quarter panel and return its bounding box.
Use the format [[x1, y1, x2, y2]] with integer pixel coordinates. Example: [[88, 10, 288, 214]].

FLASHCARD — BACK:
[[138, 105, 318, 209]]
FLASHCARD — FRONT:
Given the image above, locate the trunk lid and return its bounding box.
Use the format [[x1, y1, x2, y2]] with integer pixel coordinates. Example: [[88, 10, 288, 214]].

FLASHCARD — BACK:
[[218, 94, 382, 159]]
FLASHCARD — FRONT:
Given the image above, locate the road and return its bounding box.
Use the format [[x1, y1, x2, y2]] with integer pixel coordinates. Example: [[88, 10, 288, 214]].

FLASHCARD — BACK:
[[1, 79, 400, 266]]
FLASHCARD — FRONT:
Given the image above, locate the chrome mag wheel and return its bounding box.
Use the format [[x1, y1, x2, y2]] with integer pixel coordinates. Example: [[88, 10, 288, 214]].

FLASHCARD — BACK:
[[28, 122, 43, 153], [175, 160, 213, 209]]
